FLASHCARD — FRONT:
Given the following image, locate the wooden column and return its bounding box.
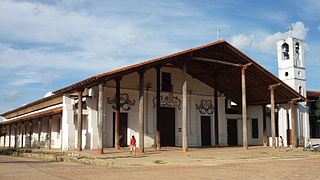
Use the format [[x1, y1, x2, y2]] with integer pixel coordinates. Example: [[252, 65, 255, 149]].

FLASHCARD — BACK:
[[214, 77, 219, 147], [241, 64, 250, 150], [77, 90, 83, 151], [97, 83, 105, 154], [48, 117, 52, 149], [268, 84, 280, 148], [8, 124, 11, 148], [3, 126, 6, 147], [156, 66, 161, 150], [138, 71, 145, 153], [21, 122, 24, 148], [290, 101, 297, 148], [29, 121, 32, 148], [38, 119, 42, 149], [262, 105, 268, 146], [14, 124, 17, 148], [182, 62, 188, 152], [114, 78, 121, 150]]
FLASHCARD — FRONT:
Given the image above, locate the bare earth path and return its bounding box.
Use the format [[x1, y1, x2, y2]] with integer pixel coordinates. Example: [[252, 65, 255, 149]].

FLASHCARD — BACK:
[[1, 147, 320, 180]]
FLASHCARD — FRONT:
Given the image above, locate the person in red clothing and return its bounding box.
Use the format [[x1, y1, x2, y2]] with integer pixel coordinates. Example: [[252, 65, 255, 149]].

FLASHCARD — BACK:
[[130, 135, 136, 156]]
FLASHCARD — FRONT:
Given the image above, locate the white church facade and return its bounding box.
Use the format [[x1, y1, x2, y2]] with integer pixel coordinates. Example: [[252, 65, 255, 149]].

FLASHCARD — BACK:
[[0, 40, 308, 153]]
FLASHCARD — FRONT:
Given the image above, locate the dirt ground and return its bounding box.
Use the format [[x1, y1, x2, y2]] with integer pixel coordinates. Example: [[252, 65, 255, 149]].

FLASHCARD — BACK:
[[1, 146, 320, 180]]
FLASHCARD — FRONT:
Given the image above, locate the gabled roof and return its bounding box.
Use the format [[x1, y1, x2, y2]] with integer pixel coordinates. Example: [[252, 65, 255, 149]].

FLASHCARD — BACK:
[[307, 90, 320, 98], [1, 40, 307, 118]]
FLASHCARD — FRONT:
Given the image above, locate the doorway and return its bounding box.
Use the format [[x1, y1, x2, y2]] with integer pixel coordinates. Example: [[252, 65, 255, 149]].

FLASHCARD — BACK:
[[113, 112, 128, 147], [227, 119, 238, 146], [201, 116, 211, 146], [157, 107, 175, 146]]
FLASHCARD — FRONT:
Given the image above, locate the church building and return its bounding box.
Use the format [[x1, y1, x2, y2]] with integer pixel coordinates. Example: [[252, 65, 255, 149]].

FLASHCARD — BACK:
[[0, 39, 309, 153]]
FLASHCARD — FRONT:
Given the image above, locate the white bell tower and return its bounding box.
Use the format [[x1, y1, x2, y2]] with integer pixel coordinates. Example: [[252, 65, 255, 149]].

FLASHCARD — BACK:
[[276, 27, 309, 147], [277, 35, 306, 96]]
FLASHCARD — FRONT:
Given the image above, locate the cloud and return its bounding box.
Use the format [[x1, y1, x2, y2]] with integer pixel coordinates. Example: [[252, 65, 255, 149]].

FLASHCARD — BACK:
[[1, 90, 21, 102], [229, 21, 309, 53], [8, 69, 60, 87], [230, 34, 255, 49]]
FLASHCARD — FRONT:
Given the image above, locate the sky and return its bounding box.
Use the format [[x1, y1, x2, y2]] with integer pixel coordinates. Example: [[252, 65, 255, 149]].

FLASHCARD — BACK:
[[0, 0, 320, 117]]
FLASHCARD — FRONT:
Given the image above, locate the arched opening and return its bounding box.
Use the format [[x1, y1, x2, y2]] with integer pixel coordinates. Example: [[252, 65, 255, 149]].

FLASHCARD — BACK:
[[299, 86, 302, 94], [282, 43, 289, 60], [295, 42, 300, 55]]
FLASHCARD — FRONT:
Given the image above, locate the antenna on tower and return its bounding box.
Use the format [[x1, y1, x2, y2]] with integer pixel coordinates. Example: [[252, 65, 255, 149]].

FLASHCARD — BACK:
[[287, 24, 293, 38], [216, 27, 221, 40]]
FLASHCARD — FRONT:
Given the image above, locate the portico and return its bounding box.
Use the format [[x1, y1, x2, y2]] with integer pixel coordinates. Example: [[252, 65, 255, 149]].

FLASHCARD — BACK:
[[0, 40, 306, 153]]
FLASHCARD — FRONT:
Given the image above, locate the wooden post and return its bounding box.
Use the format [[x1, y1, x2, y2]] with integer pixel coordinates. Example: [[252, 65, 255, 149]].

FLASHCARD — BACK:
[[268, 83, 281, 148], [214, 76, 219, 147], [3, 126, 6, 147], [241, 64, 251, 150], [48, 118, 52, 149], [9, 124, 11, 148], [97, 83, 105, 154], [29, 121, 32, 148], [77, 90, 83, 151], [138, 71, 145, 153], [114, 78, 121, 150], [14, 124, 17, 148], [38, 119, 42, 149], [290, 101, 297, 148], [262, 105, 268, 147], [21, 122, 24, 148], [156, 66, 161, 150], [182, 62, 188, 152]]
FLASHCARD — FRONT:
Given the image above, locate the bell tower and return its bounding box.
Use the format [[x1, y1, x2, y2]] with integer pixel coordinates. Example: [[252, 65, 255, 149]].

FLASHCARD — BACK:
[[276, 32, 306, 96], [276, 26, 309, 147]]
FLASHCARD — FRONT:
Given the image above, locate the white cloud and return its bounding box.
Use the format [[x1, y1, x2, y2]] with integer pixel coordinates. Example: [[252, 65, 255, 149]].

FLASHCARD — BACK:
[[1, 90, 21, 102], [229, 21, 309, 53], [230, 34, 255, 49]]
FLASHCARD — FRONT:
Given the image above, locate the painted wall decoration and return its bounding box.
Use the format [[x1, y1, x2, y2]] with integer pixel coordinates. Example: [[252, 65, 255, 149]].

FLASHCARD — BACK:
[[107, 93, 136, 111], [196, 100, 214, 114], [153, 95, 181, 110]]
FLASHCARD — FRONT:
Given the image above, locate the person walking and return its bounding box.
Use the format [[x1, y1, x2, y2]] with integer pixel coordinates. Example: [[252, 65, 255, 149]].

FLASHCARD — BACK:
[[130, 136, 136, 156]]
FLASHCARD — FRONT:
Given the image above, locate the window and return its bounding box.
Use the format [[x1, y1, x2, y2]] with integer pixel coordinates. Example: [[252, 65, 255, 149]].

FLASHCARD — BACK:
[[295, 42, 300, 55], [161, 72, 172, 92], [252, 118, 259, 139], [299, 86, 302, 94], [282, 43, 289, 60]]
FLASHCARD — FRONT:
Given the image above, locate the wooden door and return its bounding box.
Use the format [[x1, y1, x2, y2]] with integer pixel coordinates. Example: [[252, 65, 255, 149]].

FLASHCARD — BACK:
[[227, 119, 238, 146], [113, 112, 128, 147], [157, 107, 175, 146], [201, 116, 211, 146]]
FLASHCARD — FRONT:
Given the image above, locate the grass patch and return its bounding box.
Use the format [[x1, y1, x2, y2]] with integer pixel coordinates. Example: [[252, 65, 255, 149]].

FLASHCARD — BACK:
[[153, 160, 167, 164]]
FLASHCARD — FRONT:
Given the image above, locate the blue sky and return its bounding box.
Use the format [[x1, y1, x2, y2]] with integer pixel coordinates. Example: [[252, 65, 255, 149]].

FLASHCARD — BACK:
[[0, 0, 319, 116]]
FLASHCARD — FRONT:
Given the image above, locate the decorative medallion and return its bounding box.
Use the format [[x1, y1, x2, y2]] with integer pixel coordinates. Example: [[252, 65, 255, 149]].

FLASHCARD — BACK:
[[107, 93, 136, 111], [196, 100, 214, 114], [153, 94, 181, 110]]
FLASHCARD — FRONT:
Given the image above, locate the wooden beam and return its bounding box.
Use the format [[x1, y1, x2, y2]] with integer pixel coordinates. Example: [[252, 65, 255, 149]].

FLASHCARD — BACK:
[[14, 124, 17, 148], [290, 100, 297, 148], [48, 117, 52, 149], [77, 90, 83, 151], [214, 76, 219, 146], [241, 63, 251, 150], [21, 122, 24, 148], [38, 119, 41, 149], [114, 78, 121, 150], [193, 57, 243, 67], [182, 61, 188, 152], [9, 124, 11, 148], [138, 71, 145, 153], [29, 121, 32, 148], [268, 84, 278, 148], [97, 83, 105, 154], [155, 66, 161, 150]]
